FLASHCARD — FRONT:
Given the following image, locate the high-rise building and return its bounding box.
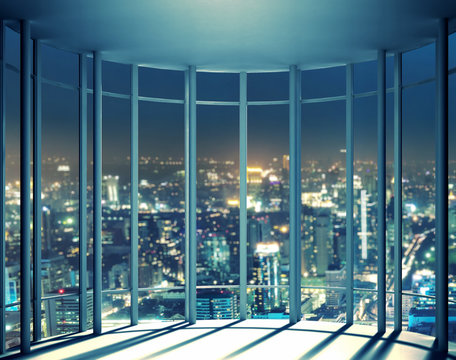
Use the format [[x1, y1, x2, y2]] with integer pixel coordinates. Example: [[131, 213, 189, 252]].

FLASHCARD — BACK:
[[247, 168, 263, 184], [252, 242, 282, 313], [108, 263, 129, 289], [360, 190, 368, 260], [325, 264, 346, 308], [282, 155, 290, 171], [5, 266, 18, 310], [44, 291, 93, 337], [103, 175, 120, 207], [315, 210, 331, 276], [196, 290, 237, 319]]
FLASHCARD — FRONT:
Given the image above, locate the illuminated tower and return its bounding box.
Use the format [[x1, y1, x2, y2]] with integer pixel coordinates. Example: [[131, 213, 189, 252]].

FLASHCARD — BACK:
[[252, 242, 281, 313], [282, 155, 289, 171], [200, 232, 230, 282], [196, 290, 237, 319], [360, 190, 368, 260], [103, 175, 120, 206], [315, 210, 330, 276]]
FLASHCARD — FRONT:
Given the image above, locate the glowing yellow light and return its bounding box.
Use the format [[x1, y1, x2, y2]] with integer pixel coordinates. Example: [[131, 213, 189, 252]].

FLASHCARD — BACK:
[[247, 167, 263, 173], [280, 226, 288, 233], [227, 199, 239, 206], [449, 191, 456, 201]]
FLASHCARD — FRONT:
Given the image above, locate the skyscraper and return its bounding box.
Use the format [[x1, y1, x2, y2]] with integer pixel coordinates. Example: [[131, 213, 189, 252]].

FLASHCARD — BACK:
[[360, 189, 368, 260], [315, 210, 331, 276], [196, 290, 237, 319], [252, 242, 282, 313]]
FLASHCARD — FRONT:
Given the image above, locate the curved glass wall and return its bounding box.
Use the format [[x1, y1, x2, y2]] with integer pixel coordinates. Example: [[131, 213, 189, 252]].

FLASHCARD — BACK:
[[1, 22, 456, 354]]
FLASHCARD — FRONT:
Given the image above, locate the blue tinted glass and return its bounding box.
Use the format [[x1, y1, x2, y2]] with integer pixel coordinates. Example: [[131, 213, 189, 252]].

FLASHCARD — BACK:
[[302, 66, 345, 99], [197, 72, 239, 101], [248, 72, 288, 101], [139, 67, 184, 99]]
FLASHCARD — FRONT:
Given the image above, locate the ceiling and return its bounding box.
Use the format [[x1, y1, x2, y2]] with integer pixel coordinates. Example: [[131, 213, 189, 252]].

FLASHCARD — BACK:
[[2, 0, 456, 72]]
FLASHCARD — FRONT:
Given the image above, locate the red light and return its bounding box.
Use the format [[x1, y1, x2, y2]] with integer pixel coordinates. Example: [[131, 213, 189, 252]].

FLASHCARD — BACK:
[[58, 289, 64, 295]]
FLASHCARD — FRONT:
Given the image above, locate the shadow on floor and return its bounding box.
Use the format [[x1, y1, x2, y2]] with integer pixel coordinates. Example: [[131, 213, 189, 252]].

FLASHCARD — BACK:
[[348, 330, 385, 359], [2, 321, 189, 360], [298, 323, 352, 359], [3, 321, 455, 360], [222, 323, 294, 359], [138, 319, 244, 360], [62, 321, 191, 360]]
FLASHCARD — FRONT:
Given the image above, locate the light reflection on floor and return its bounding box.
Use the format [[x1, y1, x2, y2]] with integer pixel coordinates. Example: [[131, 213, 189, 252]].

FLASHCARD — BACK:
[[1, 320, 452, 360]]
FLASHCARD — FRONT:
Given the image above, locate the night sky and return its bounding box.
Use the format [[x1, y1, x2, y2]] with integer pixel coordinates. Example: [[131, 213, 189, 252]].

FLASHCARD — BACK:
[[3, 26, 456, 181]]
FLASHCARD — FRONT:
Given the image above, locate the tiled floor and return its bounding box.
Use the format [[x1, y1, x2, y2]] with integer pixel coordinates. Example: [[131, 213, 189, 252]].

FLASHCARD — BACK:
[[2, 320, 454, 360]]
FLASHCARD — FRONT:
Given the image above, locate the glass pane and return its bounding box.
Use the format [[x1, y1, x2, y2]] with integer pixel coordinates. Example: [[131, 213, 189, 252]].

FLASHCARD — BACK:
[[138, 101, 185, 288], [41, 295, 80, 337], [5, 26, 19, 67], [354, 290, 377, 325], [354, 96, 378, 292], [42, 83, 79, 296], [247, 105, 289, 317], [197, 288, 239, 319], [354, 60, 377, 94], [197, 72, 239, 101], [196, 105, 239, 286], [386, 293, 394, 328], [301, 100, 346, 320], [87, 57, 93, 90], [402, 43, 435, 85], [102, 96, 130, 291], [302, 66, 345, 99], [139, 67, 184, 100], [102, 60, 131, 94], [102, 292, 131, 329], [301, 288, 345, 321], [87, 93, 94, 291], [5, 305, 20, 350], [138, 290, 185, 321], [5, 68, 21, 308], [41, 44, 78, 86], [404, 294, 436, 337], [386, 55, 394, 90], [402, 82, 435, 298], [247, 72, 288, 101], [386, 92, 395, 300], [247, 287, 288, 319], [450, 32, 456, 70]]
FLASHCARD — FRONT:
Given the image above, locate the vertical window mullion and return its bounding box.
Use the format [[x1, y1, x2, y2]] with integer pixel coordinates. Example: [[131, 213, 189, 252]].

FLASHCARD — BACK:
[[239, 72, 247, 320], [435, 18, 448, 353], [345, 63, 354, 325], [93, 51, 102, 335], [20, 19, 32, 354], [185, 66, 197, 324], [130, 64, 139, 326], [393, 52, 402, 332], [79, 53, 88, 333], [377, 49, 387, 333], [32, 38, 42, 343], [289, 65, 301, 324]]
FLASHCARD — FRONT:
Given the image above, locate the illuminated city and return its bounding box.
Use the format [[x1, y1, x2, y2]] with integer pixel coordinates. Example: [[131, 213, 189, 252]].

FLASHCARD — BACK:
[[5, 150, 456, 345]]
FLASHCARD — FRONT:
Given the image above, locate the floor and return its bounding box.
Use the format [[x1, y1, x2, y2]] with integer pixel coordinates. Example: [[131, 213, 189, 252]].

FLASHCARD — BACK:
[[2, 320, 456, 360]]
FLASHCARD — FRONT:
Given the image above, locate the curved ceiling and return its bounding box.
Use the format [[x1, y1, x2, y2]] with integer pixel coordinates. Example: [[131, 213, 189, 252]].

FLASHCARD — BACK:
[[2, 0, 456, 72]]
